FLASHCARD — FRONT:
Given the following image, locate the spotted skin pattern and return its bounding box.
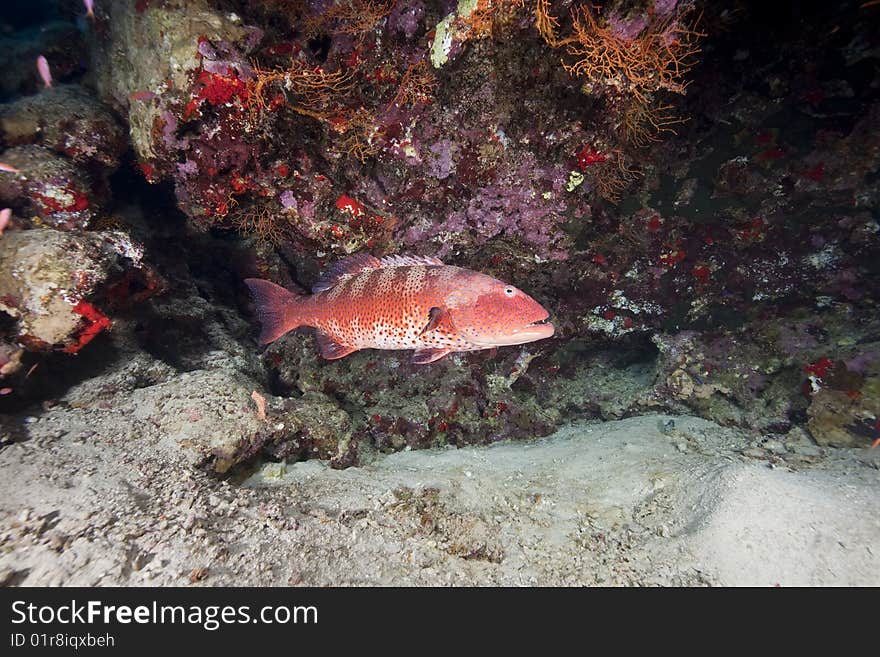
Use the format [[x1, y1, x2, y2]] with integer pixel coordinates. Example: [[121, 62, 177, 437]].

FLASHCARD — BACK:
[[244, 254, 554, 363], [306, 265, 478, 352]]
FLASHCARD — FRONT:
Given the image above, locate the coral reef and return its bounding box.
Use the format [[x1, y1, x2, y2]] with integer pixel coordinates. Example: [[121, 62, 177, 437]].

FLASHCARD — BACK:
[[0, 228, 148, 353], [0, 85, 127, 168], [0, 145, 99, 229], [0, 75, 127, 230], [2, 0, 880, 592], [0, 0, 878, 471]]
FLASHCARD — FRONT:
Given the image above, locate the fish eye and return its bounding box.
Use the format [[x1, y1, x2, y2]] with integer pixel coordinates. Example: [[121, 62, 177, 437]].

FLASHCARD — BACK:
[[504, 287, 515, 297]]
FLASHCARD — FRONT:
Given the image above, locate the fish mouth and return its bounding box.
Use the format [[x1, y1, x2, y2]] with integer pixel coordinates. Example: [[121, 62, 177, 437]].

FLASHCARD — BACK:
[[510, 310, 555, 341], [471, 317, 555, 346], [525, 309, 553, 333], [520, 317, 555, 339]]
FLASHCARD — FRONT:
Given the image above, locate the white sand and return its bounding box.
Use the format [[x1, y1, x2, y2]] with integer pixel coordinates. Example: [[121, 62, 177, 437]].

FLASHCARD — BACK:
[[1, 413, 877, 586]]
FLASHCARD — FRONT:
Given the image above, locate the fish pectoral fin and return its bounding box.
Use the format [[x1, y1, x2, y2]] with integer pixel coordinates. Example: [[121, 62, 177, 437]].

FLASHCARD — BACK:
[[419, 307, 456, 336], [411, 347, 453, 364], [315, 331, 358, 360]]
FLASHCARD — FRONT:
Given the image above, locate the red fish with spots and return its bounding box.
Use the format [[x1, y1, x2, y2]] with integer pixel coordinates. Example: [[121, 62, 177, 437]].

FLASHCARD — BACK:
[[244, 254, 555, 364]]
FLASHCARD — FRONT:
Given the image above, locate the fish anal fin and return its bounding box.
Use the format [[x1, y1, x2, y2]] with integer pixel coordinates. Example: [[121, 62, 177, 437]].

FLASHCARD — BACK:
[[315, 330, 358, 360], [411, 347, 452, 364], [419, 306, 456, 336]]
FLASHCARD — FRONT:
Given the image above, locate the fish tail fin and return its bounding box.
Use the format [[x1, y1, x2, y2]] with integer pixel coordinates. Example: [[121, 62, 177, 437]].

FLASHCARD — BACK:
[[244, 278, 305, 345]]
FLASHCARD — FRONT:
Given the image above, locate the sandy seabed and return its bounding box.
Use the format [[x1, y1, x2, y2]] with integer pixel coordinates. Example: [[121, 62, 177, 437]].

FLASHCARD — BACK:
[[1, 413, 877, 586]]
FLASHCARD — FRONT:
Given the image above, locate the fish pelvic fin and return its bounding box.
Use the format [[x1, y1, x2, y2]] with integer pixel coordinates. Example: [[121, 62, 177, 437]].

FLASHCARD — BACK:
[[315, 330, 358, 360], [244, 278, 304, 345], [411, 347, 453, 364]]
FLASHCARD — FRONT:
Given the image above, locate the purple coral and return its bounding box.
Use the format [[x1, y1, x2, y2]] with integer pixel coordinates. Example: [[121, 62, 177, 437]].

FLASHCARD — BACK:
[[607, 13, 649, 41], [199, 39, 257, 79], [653, 0, 679, 18], [427, 140, 456, 179], [403, 159, 572, 260], [389, 1, 426, 39], [279, 190, 298, 210]]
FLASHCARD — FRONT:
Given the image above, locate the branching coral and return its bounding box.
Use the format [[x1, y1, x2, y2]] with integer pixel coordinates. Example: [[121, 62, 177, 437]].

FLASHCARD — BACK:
[[593, 153, 640, 203], [251, 59, 381, 159], [529, 1, 704, 201], [229, 200, 291, 245], [620, 98, 686, 147], [330, 107, 382, 162], [251, 56, 435, 163], [463, 0, 523, 38], [302, 0, 396, 38], [437, 1, 703, 203], [442, 0, 527, 45], [390, 61, 437, 109], [461, 1, 703, 106], [534, 0, 561, 46], [251, 60, 355, 120], [331, 60, 437, 161], [557, 2, 704, 104]]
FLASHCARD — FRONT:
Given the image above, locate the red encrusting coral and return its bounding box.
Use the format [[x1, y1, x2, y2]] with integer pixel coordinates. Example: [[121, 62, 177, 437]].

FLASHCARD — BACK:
[[735, 217, 766, 243], [659, 247, 686, 269], [804, 357, 834, 381], [757, 147, 785, 161], [692, 264, 711, 284], [335, 194, 366, 216], [104, 267, 164, 308], [265, 42, 297, 57], [139, 162, 157, 181], [184, 69, 252, 120], [230, 174, 250, 194], [803, 162, 825, 182], [197, 69, 250, 106], [62, 300, 112, 354], [576, 145, 607, 170], [33, 187, 89, 214]]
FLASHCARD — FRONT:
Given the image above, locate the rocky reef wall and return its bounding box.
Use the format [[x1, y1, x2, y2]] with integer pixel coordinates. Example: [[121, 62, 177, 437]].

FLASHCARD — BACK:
[[1, 0, 878, 469]]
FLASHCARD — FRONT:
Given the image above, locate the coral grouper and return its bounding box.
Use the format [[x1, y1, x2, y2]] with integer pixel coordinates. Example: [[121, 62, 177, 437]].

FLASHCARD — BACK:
[[245, 254, 555, 363]]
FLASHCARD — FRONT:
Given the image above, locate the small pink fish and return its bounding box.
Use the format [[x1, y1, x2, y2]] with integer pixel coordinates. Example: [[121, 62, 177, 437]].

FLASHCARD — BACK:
[[0, 208, 10, 235], [129, 90, 157, 102], [37, 55, 52, 88], [245, 253, 555, 364], [251, 390, 267, 421], [0, 163, 20, 173], [84, 0, 95, 19]]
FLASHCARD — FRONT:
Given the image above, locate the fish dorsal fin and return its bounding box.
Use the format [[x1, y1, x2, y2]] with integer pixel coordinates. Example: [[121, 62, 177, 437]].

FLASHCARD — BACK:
[[312, 253, 444, 293], [312, 253, 382, 293], [378, 254, 445, 268]]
